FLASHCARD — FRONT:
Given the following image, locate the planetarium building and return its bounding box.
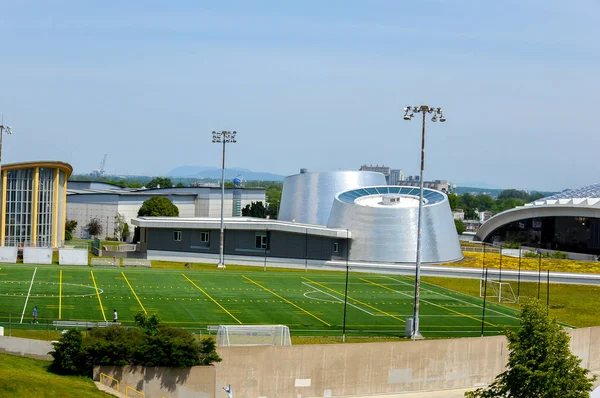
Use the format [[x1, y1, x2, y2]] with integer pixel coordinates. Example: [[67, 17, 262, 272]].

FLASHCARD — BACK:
[[1, 161, 72, 248], [134, 169, 462, 265], [476, 183, 600, 255]]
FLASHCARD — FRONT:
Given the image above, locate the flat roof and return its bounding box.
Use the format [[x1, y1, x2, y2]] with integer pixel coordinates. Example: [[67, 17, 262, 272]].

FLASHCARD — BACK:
[[131, 217, 351, 239]]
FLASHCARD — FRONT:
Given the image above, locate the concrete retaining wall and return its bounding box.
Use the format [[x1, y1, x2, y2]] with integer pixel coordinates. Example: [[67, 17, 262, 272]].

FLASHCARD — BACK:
[[0, 336, 53, 361], [23, 248, 53, 264], [94, 326, 600, 398], [94, 365, 216, 398], [58, 248, 88, 265], [0, 247, 18, 263]]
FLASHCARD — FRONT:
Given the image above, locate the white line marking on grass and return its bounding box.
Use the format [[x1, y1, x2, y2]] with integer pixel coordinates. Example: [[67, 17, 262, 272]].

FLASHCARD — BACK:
[[20, 267, 37, 324], [301, 282, 378, 317], [384, 276, 520, 321]]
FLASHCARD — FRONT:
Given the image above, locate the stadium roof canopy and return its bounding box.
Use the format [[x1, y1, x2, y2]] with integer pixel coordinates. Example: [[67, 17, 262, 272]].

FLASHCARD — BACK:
[[476, 182, 600, 242]]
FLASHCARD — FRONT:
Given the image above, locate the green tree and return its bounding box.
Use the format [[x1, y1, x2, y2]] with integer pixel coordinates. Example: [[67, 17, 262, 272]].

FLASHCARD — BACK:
[[137, 197, 179, 217], [49, 329, 88, 375], [114, 213, 126, 240], [454, 219, 466, 235], [497, 189, 530, 201], [85, 217, 103, 238], [146, 177, 173, 189], [134, 311, 161, 336], [242, 201, 267, 218], [474, 195, 495, 212], [176, 182, 185, 187], [64, 220, 77, 241], [122, 223, 131, 241], [465, 299, 596, 398], [447, 193, 459, 211], [266, 187, 282, 219]]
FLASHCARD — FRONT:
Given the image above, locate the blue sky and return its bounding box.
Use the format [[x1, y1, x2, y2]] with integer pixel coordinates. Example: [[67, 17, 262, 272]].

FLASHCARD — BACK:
[[0, 0, 598, 191]]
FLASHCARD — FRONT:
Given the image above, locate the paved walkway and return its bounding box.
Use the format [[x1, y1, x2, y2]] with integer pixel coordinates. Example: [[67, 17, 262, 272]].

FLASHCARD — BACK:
[[350, 388, 471, 398]]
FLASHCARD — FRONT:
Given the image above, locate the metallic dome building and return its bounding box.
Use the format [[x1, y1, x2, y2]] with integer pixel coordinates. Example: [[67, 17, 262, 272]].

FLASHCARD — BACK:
[[327, 186, 463, 263], [278, 170, 387, 226]]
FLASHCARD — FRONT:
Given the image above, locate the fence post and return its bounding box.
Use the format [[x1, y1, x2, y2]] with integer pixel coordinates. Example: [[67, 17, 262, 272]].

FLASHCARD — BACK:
[[481, 268, 488, 337], [546, 269, 550, 315], [537, 252, 542, 300], [517, 248, 522, 299]]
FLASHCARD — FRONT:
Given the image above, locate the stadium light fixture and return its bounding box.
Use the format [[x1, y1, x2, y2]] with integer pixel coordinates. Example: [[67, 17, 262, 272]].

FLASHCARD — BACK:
[[403, 105, 446, 340], [212, 130, 237, 269]]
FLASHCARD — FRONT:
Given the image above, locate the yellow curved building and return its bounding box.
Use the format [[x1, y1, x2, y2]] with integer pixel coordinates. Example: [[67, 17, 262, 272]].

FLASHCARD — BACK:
[[0, 161, 72, 248]]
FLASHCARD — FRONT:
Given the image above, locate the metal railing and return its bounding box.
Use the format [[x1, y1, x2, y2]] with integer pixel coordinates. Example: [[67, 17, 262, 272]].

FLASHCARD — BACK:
[[100, 373, 120, 392], [126, 386, 145, 397]]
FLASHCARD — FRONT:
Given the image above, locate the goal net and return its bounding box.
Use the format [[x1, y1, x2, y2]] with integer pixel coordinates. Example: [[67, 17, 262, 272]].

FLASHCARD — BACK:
[[480, 279, 518, 303], [215, 325, 292, 347]]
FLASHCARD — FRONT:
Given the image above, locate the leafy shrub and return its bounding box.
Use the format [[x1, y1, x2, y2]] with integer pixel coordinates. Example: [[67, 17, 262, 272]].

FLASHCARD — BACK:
[[50, 311, 221, 376], [523, 250, 568, 259], [502, 242, 521, 249], [49, 330, 89, 376]]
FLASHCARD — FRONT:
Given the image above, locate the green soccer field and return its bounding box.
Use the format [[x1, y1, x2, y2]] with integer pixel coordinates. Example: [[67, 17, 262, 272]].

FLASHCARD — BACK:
[[0, 264, 521, 338]]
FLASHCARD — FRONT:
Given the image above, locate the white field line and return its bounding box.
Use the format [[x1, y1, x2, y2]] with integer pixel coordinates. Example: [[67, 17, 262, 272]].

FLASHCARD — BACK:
[[384, 275, 521, 321], [301, 281, 378, 317], [20, 267, 38, 324]]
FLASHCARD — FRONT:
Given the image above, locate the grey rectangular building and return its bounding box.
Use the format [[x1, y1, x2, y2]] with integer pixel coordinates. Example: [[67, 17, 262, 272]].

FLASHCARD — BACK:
[[132, 217, 351, 264]]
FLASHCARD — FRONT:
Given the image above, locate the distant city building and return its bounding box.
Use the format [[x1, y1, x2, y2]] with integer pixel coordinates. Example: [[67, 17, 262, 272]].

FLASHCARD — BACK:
[[479, 211, 493, 222], [359, 165, 391, 181], [464, 220, 483, 233], [401, 179, 453, 194], [389, 169, 404, 185], [453, 209, 465, 221]]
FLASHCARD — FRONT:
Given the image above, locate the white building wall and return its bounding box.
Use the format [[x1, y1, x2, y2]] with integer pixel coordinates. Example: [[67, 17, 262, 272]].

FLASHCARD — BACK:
[[67, 202, 119, 239]]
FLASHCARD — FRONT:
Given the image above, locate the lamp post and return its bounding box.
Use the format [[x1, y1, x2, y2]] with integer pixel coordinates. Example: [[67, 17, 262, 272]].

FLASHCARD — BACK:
[[0, 122, 13, 164], [403, 105, 445, 340], [0, 122, 12, 248], [212, 130, 237, 269]]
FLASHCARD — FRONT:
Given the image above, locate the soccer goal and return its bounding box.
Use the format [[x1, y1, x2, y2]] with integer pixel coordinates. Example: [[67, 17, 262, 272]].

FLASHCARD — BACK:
[[480, 279, 518, 303], [215, 325, 292, 347]]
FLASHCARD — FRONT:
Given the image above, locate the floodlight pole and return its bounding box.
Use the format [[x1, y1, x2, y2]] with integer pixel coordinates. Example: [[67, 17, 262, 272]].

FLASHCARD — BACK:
[[212, 131, 237, 269], [403, 105, 445, 340], [0, 122, 12, 248]]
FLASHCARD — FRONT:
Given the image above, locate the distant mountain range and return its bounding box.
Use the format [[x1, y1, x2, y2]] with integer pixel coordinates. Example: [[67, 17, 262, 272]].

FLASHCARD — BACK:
[[167, 166, 286, 181]]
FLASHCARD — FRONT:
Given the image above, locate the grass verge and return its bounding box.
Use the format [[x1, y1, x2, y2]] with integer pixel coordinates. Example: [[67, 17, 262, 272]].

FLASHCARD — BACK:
[[422, 276, 600, 328], [0, 353, 110, 397]]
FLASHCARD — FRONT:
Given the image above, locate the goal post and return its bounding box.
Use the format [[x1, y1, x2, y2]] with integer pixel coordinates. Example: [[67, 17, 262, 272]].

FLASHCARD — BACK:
[[480, 279, 518, 303], [215, 325, 292, 347]]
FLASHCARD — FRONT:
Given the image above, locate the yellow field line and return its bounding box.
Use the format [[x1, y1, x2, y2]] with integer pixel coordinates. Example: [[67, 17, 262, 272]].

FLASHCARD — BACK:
[[182, 274, 242, 324], [244, 275, 331, 326], [91, 271, 107, 322], [122, 272, 146, 314], [303, 277, 405, 324], [359, 278, 495, 327], [59, 270, 62, 320]]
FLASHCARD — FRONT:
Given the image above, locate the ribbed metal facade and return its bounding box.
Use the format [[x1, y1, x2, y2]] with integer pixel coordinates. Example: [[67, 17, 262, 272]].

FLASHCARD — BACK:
[[278, 171, 387, 226], [327, 186, 463, 263]]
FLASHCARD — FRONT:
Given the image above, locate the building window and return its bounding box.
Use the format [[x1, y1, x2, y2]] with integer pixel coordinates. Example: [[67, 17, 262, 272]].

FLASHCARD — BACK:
[[200, 231, 210, 243], [333, 242, 339, 253], [255, 233, 268, 249], [173, 231, 182, 241]]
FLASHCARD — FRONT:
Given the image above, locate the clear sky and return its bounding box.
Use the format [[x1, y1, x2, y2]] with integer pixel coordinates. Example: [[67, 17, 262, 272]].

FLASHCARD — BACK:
[[0, 0, 598, 191]]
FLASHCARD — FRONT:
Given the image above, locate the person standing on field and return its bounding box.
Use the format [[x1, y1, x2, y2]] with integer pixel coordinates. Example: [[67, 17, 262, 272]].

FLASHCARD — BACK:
[[32, 306, 38, 324], [113, 309, 118, 323]]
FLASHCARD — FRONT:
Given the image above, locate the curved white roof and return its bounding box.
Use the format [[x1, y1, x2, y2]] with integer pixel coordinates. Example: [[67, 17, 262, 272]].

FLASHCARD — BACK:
[[477, 183, 600, 242]]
